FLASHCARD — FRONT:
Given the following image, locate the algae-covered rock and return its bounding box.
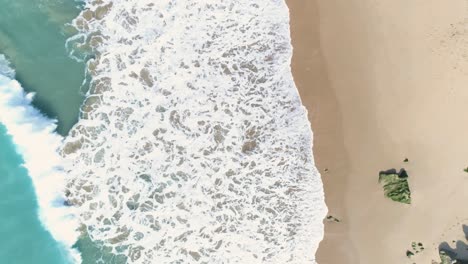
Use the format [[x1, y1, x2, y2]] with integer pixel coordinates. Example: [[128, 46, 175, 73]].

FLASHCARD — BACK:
[[439, 250, 457, 264], [406, 250, 414, 258], [378, 169, 411, 204]]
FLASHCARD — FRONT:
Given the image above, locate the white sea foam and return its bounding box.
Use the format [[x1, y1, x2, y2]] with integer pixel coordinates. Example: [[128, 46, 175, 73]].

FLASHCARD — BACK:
[[0, 55, 15, 79], [65, 0, 327, 263], [0, 61, 81, 263]]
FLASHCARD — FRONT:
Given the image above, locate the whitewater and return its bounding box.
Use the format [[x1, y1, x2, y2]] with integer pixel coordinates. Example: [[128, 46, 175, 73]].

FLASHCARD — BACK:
[[0, 55, 81, 262], [63, 0, 327, 263]]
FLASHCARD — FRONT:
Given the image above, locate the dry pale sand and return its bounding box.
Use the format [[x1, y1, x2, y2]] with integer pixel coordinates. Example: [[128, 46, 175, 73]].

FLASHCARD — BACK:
[[288, 0, 468, 263]]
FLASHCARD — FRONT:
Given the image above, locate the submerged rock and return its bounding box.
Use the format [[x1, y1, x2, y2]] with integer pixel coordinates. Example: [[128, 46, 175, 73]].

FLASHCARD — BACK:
[[378, 168, 411, 204]]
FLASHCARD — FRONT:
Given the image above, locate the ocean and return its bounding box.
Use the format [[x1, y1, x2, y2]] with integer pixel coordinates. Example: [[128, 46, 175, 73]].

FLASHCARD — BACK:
[[0, 0, 85, 135], [0, 62, 79, 262], [0, 0, 327, 263], [0, 0, 84, 262], [0, 122, 69, 263]]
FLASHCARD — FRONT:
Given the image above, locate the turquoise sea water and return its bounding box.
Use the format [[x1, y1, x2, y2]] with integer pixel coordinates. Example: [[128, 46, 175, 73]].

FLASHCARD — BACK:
[[0, 0, 95, 263], [0, 0, 85, 135], [0, 124, 69, 263]]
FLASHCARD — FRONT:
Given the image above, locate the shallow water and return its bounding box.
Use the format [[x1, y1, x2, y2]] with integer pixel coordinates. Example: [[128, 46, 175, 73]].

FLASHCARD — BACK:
[[64, 0, 327, 263], [0, 0, 85, 135], [0, 0, 327, 263], [0, 123, 69, 263]]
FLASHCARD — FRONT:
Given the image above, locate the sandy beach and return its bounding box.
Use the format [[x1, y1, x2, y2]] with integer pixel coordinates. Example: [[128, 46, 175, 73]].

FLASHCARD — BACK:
[[288, 0, 468, 263]]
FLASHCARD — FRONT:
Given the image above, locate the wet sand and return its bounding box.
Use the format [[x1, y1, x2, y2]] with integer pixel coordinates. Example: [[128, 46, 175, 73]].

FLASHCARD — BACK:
[[288, 0, 468, 263]]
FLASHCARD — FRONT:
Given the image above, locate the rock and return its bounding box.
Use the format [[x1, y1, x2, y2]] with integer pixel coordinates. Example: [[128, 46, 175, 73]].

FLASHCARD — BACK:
[[378, 168, 411, 204], [326, 215, 340, 223], [439, 250, 457, 264], [406, 250, 414, 258]]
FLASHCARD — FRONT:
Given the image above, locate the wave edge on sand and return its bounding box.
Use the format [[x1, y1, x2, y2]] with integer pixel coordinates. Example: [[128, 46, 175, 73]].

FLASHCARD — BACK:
[[63, 0, 327, 262]]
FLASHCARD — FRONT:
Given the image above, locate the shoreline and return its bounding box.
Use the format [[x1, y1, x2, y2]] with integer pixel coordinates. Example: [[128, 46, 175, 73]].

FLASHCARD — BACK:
[[63, 1, 328, 262], [288, 0, 468, 263], [287, 1, 357, 262]]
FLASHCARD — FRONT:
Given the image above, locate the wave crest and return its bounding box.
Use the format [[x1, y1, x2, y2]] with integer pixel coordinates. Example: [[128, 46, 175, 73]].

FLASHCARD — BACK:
[[0, 62, 80, 263]]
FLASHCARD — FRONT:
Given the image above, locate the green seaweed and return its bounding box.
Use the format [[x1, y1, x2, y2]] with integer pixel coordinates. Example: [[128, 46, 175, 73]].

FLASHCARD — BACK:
[[378, 169, 411, 204], [406, 250, 414, 258], [439, 250, 456, 264], [409, 241, 425, 255]]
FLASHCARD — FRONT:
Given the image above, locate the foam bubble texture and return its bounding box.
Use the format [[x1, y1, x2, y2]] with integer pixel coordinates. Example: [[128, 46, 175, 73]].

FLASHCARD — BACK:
[[0, 55, 15, 79], [64, 0, 327, 263], [0, 69, 81, 262]]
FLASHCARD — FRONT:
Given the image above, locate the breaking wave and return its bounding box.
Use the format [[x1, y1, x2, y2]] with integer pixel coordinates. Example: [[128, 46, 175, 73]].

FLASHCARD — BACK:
[[0, 56, 80, 263], [64, 0, 327, 263]]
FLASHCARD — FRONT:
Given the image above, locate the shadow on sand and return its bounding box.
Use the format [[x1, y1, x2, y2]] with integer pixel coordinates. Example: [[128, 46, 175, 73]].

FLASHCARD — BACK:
[[439, 225, 468, 263]]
